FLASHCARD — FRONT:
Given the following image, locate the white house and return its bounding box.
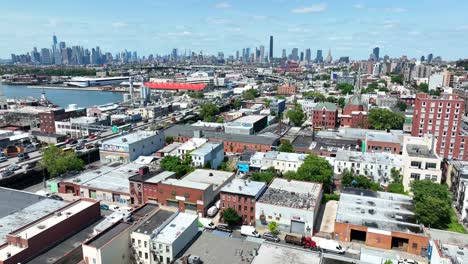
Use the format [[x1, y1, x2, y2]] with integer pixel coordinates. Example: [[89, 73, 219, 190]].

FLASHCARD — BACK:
[[190, 142, 224, 169], [250, 151, 307, 173], [175, 138, 207, 158]]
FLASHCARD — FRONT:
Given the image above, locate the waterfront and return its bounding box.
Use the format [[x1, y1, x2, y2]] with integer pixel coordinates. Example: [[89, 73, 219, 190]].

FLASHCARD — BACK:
[[0, 84, 123, 107]]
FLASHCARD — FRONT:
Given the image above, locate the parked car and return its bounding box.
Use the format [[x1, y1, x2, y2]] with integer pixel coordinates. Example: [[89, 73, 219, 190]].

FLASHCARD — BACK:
[[215, 224, 233, 233], [18, 153, 30, 162], [0, 156, 7, 163], [7, 164, 21, 171], [262, 232, 280, 242], [119, 206, 132, 213], [100, 204, 110, 210], [207, 206, 219, 217], [88, 134, 97, 139], [398, 259, 418, 264], [241, 225, 260, 238], [25, 162, 37, 170], [75, 145, 84, 150], [109, 205, 120, 211], [1, 170, 14, 177], [48, 194, 64, 201], [199, 218, 216, 230]]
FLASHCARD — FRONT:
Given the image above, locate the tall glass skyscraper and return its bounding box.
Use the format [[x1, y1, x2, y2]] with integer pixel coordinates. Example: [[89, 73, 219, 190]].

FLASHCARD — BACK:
[[269, 36, 273, 59]]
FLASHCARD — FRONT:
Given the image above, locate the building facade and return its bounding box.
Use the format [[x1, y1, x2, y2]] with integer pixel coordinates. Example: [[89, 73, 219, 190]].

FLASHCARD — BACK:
[[312, 102, 338, 129]]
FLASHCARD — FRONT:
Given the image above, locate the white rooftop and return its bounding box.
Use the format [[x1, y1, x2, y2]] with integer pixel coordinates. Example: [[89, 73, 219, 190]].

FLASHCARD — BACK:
[[103, 130, 160, 147], [152, 213, 198, 244], [190, 142, 222, 156], [269, 178, 322, 196], [145, 171, 177, 184], [178, 138, 208, 151], [182, 169, 234, 189], [252, 243, 320, 264], [221, 179, 267, 198], [162, 178, 211, 191]]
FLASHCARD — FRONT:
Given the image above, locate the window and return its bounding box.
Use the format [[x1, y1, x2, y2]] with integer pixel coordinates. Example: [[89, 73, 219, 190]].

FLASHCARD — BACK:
[[139, 251, 142, 257], [166, 245, 170, 253], [410, 173, 420, 179], [410, 161, 422, 168], [412, 243, 418, 249], [132, 238, 135, 244], [138, 240, 141, 246], [432, 175, 438, 181], [144, 241, 147, 248], [426, 163, 437, 169], [145, 253, 148, 259]]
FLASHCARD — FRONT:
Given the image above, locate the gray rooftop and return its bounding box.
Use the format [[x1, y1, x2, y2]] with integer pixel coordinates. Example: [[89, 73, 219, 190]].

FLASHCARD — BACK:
[[335, 150, 403, 166], [176, 232, 260, 264], [0, 188, 67, 244], [182, 169, 234, 189], [313, 102, 338, 111], [221, 179, 267, 199], [86, 222, 131, 248], [406, 144, 437, 159], [366, 131, 402, 144], [190, 142, 223, 156], [102, 130, 161, 147], [336, 188, 426, 235], [251, 243, 321, 264], [134, 209, 175, 235], [257, 178, 322, 210]]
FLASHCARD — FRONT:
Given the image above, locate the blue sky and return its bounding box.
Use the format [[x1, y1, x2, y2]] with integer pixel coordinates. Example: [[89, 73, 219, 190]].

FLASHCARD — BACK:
[[1, 0, 467, 60]]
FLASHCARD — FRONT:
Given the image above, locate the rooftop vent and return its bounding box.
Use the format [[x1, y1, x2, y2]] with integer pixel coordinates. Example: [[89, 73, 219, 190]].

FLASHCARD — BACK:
[[37, 225, 46, 229], [209, 172, 214, 176], [122, 138, 127, 142]]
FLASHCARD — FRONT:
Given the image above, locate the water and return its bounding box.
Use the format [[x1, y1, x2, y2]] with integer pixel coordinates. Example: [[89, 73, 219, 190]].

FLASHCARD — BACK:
[[0, 84, 123, 108]]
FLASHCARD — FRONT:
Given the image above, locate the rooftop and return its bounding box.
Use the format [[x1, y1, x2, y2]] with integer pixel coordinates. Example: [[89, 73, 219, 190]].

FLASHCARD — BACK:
[[257, 178, 322, 210], [182, 169, 234, 189], [161, 178, 211, 191], [176, 232, 260, 264], [158, 142, 183, 154], [221, 179, 267, 198], [190, 142, 223, 156], [86, 222, 131, 248], [251, 243, 321, 264], [152, 212, 198, 244], [227, 115, 267, 126], [102, 130, 161, 147], [335, 150, 403, 166], [426, 228, 468, 247], [178, 138, 208, 151], [406, 144, 437, 159], [134, 209, 175, 235], [336, 188, 425, 235], [313, 102, 338, 111], [366, 131, 402, 144]]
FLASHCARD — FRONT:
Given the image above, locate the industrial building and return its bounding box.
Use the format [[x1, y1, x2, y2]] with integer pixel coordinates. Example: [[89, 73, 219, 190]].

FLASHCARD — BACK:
[[144, 82, 207, 91], [129, 170, 177, 205], [99, 130, 165, 163], [224, 115, 268, 135], [334, 188, 430, 256], [255, 178, 322, 235]]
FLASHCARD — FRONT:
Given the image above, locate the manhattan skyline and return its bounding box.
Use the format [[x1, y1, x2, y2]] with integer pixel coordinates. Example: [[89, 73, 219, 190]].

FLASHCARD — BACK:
[[1, 0, 468, 60]]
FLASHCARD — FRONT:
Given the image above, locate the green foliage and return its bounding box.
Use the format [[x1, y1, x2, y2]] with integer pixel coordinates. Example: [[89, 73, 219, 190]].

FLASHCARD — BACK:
[[391, 74, 404, 85], [219, 161, 234, 172], [336, 83, 354, 95], [384, 260, 393, 264], [216, 117, 224, 123], [340, 169, 382, 191], [303, 91, 325, 102], [222, 208, 241, 225], [268, 221, 280, 235], [337, 97, 346, 109], [278, 141, 294, 153], [387, 168, 406, 194], [0, 66, 97, 76], [323, 82, 330, 88], [165, 136, 174, 144], [396, 101, 407, 112], [39, 144, 84, 178], [262, 98, 271, 108], [411, 180, 452, 229], [320, 74, 330, 80], [286, 104, 305, 126], [430, 89, 441, 96], [200, 103, 220, 122], [188, 91, 204, 98], [276, 95, 286, 99], [418, 83, 429, 93], [286, 154, 334, 190], [362, 82, 379, 94], [326, 96, 337, 103], [243, 89, 259, 100], [322, 193, 340, 204], [448, 208, 468, 233], [251, 167, 277, 183], [232, 99, 241, 108], [160, 155, 193, 178], [368, 108, 405, 130]]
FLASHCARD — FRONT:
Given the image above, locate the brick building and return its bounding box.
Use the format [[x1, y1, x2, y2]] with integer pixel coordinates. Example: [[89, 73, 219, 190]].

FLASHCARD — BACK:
[[411, 93, 466, 160], [129, 170, 177, 205], [39, 107, 86, 134], [157, 169, 234, 216], [311, 102, 338, 129], [277, 83, 297, 95], [365, 131, 402, 154], [340, 95, 368, 128], [219, 179, 267, 226], [334, 188, 430, 256]]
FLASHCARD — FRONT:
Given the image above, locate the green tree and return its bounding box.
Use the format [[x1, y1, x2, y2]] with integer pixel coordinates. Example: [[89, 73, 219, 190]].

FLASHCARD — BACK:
[[411, 180, 451, 229], [320, 74, 330, 80], [391, 74, 404, 85], [216, 117, 224, 123], [268, 221, 280, 235], [222, 208, 241, 225], [384, 260, 393, 264], [337, 83, 354, 95], [418, 83, 429, 93], [39, 144, 84, 178], [323, 82, 330, 88], [165, 136, 174, 144], [322, 193, 340, 204], [341, 169, 354, 186], [188, 91, 204, 98], [232, 99, 241, 108], [200, 103, 220, 122], [337, 97, 346, 109], [368, 108, 405, 130], [326, 96, 337, 103], [278, 141, 294, 153], [160, 156, 193, 178], [341, 169, 382, 191], [263, 98, 271, 108], [276, 95, 286, 99], [396, 101, 407, 112], [286, 104, 305, 126], [303, 91, 325, 102], [243, 89, 259, 100], [286, 154, 334, 190], [430, 89, 441, 96], [362, 82, 379, 94], [251, 167, 277, 183]]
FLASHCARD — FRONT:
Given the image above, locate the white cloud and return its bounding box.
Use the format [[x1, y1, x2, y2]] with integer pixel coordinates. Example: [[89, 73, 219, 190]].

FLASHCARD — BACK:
[[215, 2, 231, 9], [291, 3, 327, 14], [111, 22, 127, 28]]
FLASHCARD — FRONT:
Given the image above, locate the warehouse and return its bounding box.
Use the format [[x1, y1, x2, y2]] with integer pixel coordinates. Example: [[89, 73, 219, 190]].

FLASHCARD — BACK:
[[224, 115, 268, 135]]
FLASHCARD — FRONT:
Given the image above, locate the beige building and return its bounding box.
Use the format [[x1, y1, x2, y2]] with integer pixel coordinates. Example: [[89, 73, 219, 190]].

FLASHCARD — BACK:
[[402, 134, 442, 191]]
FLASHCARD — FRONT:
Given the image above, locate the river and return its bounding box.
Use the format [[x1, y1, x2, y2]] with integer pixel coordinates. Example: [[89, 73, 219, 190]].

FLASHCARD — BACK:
[[0, 84, 123, 108]]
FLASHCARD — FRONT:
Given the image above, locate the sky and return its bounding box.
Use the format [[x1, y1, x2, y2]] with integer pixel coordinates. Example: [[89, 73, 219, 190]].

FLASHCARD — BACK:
[[1, 0, 467, 60]]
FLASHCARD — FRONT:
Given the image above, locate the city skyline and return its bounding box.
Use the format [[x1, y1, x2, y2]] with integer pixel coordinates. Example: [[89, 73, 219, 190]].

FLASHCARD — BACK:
[[1, 0, 468, 60]]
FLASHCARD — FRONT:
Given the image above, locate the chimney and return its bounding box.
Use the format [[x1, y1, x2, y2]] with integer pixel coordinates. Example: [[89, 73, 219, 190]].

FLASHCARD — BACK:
[[139, 166, 149, 175]]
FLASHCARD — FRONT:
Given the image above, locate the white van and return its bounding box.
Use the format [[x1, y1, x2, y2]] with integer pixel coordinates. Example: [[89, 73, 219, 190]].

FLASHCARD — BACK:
[[207, 206, 218, 217], [241, 225, 260, 238], [199, 218, 216, 229], [312, 237, 345, 254]]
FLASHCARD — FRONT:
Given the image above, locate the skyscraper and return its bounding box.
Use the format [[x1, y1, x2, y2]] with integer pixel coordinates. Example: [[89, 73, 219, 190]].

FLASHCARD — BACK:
[[40, 48, 52, 64], [372, 47, 380, 61], [282, 49, 287, 59], [269, 36, 273, 59], [291, 48, 299, 61], [259, 45, 265, 63], [315, 49, 323, 63], [236, 50, 239, 61], [305, 49, 311, 63], [300, 51, 304, 62], [427, 53, 434, 63], [325, 49, 333, 64], [52, 34, 58, 64], [245, 48, 250, 63]]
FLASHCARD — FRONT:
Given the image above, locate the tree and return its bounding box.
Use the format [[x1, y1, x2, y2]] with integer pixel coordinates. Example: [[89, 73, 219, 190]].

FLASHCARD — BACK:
[[368, 108, 405, 130], [362, 82, 378, 94], [418, 83, 429, 93], [286, 104, 305, 126], [384, 260, 393, 264], [160, 156, 193, 178], [39, 144, 84, 178], [411, 180, 451, 229], [216, 117, 224, 123], [200, 103, 220, 122], [243, 89, 259, 100], [322, 193, 340, 204], [337, 97, 346, 109], [387, 168, 406, 194], [263, 98, 271, 108], [391, 74, 404, 85], [222, 208, 241, 225], [278, 141, 294, 153], [430, 89, 441, 96], [326, 96, 337, 103], [232, 99, 241, 108], [188, 91, 204, 98], [337, 83, 354, 95], [251, 167, 277, 183], [396, 101, 407, 112], [165, 136, 174, 144], [286, 154, 334, 190], [303, 91, 325, 102], [268, 221, 280, 235], [340, 169, 382, 191]]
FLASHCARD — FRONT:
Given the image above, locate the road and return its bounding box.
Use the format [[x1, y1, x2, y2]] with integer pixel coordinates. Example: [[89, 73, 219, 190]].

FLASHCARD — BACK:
[[0, 106, 199, 179]]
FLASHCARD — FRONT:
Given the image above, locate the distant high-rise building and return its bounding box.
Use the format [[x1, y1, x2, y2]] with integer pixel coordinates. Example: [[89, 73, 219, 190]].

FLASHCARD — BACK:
[[305, 49, 311, 63], [59, 41, 66, 49], [269, 36, 273, 59], [420, 56, 425, 62], [236, 50, 239, 61], [282, 49, 287, 59], [338, 57, 349, 63], [427, 53, 434, 63], [300, 51, 304, 62], [245, 48, 250, 63], [259, 45, 265, 63], [325, 49, 332, 64], [171, 48, 177, 61], [372, 47, 380, 61], [291, 48, 299, 61], [40, 48, 52, 64], [315, 49, 323, 63]]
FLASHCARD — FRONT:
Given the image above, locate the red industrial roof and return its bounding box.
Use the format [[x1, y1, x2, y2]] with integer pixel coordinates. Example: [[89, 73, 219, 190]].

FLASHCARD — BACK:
[[144, 82, 207, 91]]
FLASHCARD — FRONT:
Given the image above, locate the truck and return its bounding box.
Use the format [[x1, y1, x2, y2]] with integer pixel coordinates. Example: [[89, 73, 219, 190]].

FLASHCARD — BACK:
[[285, 235, 319, 250], [312, 236, 345, 254], [199, 218, 216, 230], [240, 225, 260, 238], [207, 206, 218, 217]]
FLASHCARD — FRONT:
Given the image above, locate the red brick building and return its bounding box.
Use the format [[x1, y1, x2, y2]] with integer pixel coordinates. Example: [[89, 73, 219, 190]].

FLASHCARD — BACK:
[[219, 179, 267, 226], [411, 93, 467, 160], [312, 102, 338, 129], [340, 95, 368, 128], [129, 169, 177, 205], [277, 83, 297, 95], [365, 131, 402, 154], [39, 107, 86, 134]]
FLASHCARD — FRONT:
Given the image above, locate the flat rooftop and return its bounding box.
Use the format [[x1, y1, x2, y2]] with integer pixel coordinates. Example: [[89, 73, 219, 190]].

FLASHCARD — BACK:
[[336, 188, 425, 235], [190, 142, 223, 156], [366, 131, 402, 144], [176, 232, 260, 264], [251, 243, 321, 264], [129, 170, 176, 184], [335, 150, 403, 166], [221, 179, 267, 198], [426, 228, 468, 246], [0, 188, 67, 244], [161, 178, 211, 191], [406, 144, 437, 159], [227, 115, 266, 125], [257, 178, 322, 210], [153, 213, 198, 244], [178, 138, 208, 151], [86, 222, 131, 248], [182, 169, 234, 189], [134, 209, 175, 235], [102, 130, 160, 147], [158, 142, 182, 154]]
